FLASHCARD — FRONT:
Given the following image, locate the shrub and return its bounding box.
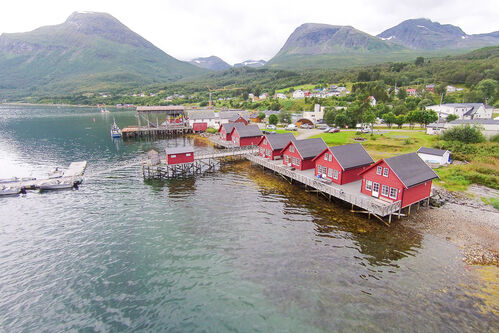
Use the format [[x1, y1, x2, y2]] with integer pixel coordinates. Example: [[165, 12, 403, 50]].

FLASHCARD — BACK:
[[403, 138, 412, 145], [441, 125, 485, 144], [490, 134, 499, 143], [206, 127, 217, 134]]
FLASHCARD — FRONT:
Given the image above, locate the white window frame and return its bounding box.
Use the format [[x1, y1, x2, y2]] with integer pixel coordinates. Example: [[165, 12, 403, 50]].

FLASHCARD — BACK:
[[328, 168, 333, 178], [381, 185, 389, 196], [186, 153, 191, 157], [329, 155, 332, 162], [333, 170, 339, 180], [171, 155, 176, 158], [285, 155, 290, 163], [372, 182, 380, 193], [389, 187, 397, 199], [376, 166, 382, 175], [324, 153, 328, 161], [383, 168, 389, 177], [365, 180, 372, 191], [264, 139, 267, 145], [289, 146, 295, 153]]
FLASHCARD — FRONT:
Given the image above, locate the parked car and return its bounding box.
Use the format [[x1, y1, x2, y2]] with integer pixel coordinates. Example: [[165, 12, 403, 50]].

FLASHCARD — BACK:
[[322, 126, 332, 132], [300, 124, 313, 129], [316, 124, 328, 130], [361, 128, 372, 133], [266, 124, 277, 130], [285, 124, 298, 131], [328, 127, 340, 133]]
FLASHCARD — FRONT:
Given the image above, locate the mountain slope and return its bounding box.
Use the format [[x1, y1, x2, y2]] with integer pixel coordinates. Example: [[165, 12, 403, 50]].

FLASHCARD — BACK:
[[377, 18, 499, 50], [267, 23, 406, 69], [0, 12, 205, 96], [189, 56, 231, 71], [234, 59, 267, 68]]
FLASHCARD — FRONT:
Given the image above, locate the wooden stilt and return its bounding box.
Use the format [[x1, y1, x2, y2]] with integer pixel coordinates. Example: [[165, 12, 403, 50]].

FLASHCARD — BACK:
[[408, 205, 411, 216]]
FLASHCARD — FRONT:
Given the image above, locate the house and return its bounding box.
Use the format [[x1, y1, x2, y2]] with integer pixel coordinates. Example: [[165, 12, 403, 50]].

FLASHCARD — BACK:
[[417, 147, 451, 166], [281, 138, 327, 170], [259, 93, 269, 100], [219, 123, 238, 141], [230, 124, 263, 147], [426, 103, 493, 120], [425, 84, 435, 93], [293, 90, 305, 99], [228, 113, 249, 125], [446, 85, 457, 93], [312, 143, 374, 185], [406, 88, 418, 97], [359, 153, 438, 208], [426, 121, 447, 135], [303, 104, 325, 123], [250, 112, 262, 123], [275, 93, 287, 99], [257, 133, 296, 160], [165, 147, 195, 165], [192, 122, 208, 132]]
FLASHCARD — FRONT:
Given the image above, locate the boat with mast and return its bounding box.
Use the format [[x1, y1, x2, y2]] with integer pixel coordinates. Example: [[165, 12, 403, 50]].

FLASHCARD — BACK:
[[110, 118, 122, 138]]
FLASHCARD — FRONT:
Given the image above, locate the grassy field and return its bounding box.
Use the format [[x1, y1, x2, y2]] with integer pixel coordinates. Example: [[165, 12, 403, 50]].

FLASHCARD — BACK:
[[274, 129, 298, 135], [311, 129, 499, 194]]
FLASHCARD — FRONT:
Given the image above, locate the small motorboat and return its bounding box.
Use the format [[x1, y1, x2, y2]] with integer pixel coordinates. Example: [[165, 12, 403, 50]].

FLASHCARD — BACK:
[[0, 176, 36, 184], [0, 186, 23, 196], [39, 179, 75, 191], [110, 118, 122, 138], [48, 167, 64, 179], [101, 108, 110, 113]]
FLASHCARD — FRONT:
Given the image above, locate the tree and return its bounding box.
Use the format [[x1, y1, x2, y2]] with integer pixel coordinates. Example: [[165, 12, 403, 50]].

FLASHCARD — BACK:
[[278, 110, 292, 124], [258, 111, 266, 121], [363, 109, 376, 128], [394, 114, 406, 128], [397, 88, 407, 100], [357, 71, 371, 82], [442, 125, 485, 143], [406, 110, 421, 129], [415, 56, 425, 66], [324, 110, 336, 125], [334, 112, 348, 128], [393, 104, 408, 115], [268, 114, 278, 125], [476, 79, 497, 103], [421, 110, 438, 127], [446, 114, 459, 122], [382, 112, 396, 128]]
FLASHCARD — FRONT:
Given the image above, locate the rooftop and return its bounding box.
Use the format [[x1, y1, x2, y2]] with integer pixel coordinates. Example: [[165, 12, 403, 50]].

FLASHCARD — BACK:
[[328, 143, 374, 170], [384, 153, 438, 188], [165, 146, 194, 155], [264, 133, 296, 150], [292, 138, 327, 159], [417, 147, 449, 156], [233, 123, 262, 138]]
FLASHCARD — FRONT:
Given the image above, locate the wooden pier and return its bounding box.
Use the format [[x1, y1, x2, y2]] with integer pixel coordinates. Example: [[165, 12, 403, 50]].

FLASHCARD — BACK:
[[245, 154, 403, 222], [208, 136, 237, 148], [122, 124, 192, 139], [142, 147, 258, 180]]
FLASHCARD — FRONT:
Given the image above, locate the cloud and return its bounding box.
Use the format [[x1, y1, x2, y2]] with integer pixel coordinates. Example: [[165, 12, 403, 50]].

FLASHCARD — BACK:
[[0, 0, 497, 64]]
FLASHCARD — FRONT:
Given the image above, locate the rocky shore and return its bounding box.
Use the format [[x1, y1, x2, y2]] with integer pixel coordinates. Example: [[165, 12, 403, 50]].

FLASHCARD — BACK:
[[403, 186, 499, 266]]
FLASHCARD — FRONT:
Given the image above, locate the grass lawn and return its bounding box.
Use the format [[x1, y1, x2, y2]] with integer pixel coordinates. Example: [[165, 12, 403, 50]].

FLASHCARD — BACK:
[[275, 84, 316, 93], [274, 129, 298, 136]]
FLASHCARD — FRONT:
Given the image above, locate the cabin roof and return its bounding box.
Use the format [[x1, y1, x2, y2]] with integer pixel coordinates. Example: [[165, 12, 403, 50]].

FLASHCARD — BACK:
[[233, 124, 262, 138], [417, 147, 448, 156], [262, 133, 296, 150], [326, 143, 374, 170], [219, 122, 237, 133], [165, 146, 194, 155], [286, 138, 327, 160], [384, 153, 438, 188]]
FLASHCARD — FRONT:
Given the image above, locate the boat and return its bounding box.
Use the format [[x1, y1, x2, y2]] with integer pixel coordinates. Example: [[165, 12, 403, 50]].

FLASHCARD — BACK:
[[48, 167, 64, 179], [0, 176, 36, 184], [39, 179, 75, 191], [101, 108, 110, 113], [0, 186, 24, 196], [110, 119, 122, 138]]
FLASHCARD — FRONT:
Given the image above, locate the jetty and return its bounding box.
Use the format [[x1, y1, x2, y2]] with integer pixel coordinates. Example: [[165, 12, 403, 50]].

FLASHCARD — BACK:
[[4, 161, 87, 191], [121, 106, 192, 138]]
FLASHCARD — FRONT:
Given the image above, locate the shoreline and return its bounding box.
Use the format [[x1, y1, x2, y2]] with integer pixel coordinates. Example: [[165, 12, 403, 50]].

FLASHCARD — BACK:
[[402, 186, 499, 266]]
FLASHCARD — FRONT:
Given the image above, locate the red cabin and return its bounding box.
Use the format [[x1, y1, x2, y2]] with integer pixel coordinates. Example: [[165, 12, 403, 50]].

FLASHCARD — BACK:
[[257, 133, 295, 160], [165, 147, 195, 165], [312, 143, 374, 185], [192, 122, 208, 133], [230, 124, 263, 147], [218, 123, 237, 141], [228, 114, 249, 125], [281, 138, 327, 170], [359, 153, 438, 208]]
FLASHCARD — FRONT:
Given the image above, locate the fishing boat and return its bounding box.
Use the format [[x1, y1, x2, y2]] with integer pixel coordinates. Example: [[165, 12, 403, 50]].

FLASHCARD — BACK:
[[0, 186, 23, 196], [110, 119, 122, 138], [39, 179, 75, 191]]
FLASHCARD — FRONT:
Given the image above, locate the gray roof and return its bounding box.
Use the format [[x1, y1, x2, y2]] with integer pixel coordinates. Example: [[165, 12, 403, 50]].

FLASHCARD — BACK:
[[449, 119, 499, 125], [292, 138, 327, 160], [220, 123, 237, 133], [165, 146, 194, 155], [384, 153, 438, 188], [328, 143, 374, 170], [417, 147, 448, 156], [265, 133, 296, 150], [233, 124, 262, 138], [188, 110, 215, 119], [219, 110, 250, 120]]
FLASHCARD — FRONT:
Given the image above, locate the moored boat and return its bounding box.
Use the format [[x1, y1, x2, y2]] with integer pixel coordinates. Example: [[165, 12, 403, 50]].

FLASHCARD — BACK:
[[0, 186, 24, 196], [110, 118, 122, 138], [39, 179, 75, 191]]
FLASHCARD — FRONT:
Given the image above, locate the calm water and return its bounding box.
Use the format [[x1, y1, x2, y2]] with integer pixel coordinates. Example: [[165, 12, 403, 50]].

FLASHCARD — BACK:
[[0, 105, 497, 332]]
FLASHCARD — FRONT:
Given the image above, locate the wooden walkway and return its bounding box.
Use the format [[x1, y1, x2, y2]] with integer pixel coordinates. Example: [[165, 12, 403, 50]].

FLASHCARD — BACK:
[[246, 154, 402, 221], [122, 124, 192, 138], [208, 136, 237, 148]]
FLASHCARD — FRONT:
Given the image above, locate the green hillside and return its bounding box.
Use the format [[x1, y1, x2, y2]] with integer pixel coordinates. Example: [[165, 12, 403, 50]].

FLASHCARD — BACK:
[[0, 12, 205, 97]]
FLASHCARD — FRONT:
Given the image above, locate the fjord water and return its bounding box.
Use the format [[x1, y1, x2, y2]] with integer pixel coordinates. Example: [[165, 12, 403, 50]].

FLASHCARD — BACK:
[[0, 105, 496, 332]]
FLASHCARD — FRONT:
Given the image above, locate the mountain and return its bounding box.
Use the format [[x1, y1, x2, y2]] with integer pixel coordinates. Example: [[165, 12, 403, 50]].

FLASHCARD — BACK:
[[377, 18, 499, 50], [234, 59, 266, 68], [0, 11, 205, 97], [189, 56, 231, 71], [267, 23, 406, 69]]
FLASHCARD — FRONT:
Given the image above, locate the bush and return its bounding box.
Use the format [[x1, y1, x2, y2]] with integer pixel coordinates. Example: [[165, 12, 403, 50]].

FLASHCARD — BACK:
[[206, 127, 217, 134], [441, 125, 485, 144], [490, 134, 499, 142], [403, 138, 412, 145]]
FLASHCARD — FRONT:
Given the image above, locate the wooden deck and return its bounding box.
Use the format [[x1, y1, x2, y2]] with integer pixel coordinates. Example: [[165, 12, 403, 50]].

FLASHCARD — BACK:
[[208, 136, 237, 148], [122, 124, 192, 138], [246, 154, 402, 220]]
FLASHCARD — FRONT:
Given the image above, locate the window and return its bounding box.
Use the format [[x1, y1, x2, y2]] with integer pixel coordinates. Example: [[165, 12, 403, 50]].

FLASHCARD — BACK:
[[264, 139, 267, 145], [266, 149, 271, 156], [293, 157, 300, 166], [333, 170, 339, 180], [381, 185, 389, 196], [376, 166, 382, 175], [328, 168, 333, 178], [289, 146, 295, 153], [383, 168, 389, 177], [389, 187, 397, 199], [324, 153, 328, 161], [329, 155, 332, 162], [171, 155, 176, 158], [285, 155, 290, 163], [186, 153, 191, 157], [372, 183, 380, 192], [260, 147, 264, 154], [365, 180, 372, 191]]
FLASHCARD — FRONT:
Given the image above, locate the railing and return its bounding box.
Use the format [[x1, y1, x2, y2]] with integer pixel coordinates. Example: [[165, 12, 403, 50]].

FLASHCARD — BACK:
[[245, 154, 402, 217], [196, 146, 258, 160]]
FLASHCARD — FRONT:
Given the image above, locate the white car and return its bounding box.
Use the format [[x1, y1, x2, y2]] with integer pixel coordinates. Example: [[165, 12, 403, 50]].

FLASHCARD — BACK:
[[266, 125, 277, 130], [285, 124, 298, 131]]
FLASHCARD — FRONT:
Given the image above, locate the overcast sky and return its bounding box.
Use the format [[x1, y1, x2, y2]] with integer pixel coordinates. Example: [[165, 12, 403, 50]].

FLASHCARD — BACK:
[[0, 0, 498, 64]]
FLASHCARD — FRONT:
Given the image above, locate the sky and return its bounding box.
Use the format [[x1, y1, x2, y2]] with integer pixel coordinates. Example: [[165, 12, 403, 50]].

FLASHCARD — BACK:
[[0, 0, 498, 65]]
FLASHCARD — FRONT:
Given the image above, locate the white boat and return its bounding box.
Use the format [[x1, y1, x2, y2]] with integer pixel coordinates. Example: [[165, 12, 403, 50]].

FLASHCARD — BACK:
[[0, 186, 23, 196], [110, 119, 122, 138], [0, 176, 36, 184], [101, 108, 110, 113], [39, 179, 75, 191]]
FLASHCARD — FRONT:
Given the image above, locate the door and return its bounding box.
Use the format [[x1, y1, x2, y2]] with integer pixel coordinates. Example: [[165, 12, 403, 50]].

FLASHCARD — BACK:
[[372, 182, 380, 197]]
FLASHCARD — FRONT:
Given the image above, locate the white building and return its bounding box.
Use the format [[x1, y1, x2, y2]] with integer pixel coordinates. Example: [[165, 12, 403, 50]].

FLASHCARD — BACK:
[[426, 103, 493, 120], [446, 85, 457, 93], [417, 147, 451, 166], [302, 104, 325, 123], [259, 93, 269, 100], [426, 119, 499, 138], [292, 90, 305, 99], [275, 93, 287, 99]]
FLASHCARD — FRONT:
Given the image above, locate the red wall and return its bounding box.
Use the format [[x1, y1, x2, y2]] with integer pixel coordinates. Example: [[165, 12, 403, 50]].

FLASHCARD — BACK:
[[230, 118, 248, 125], [360, 160, 433, 207], [167, 152, 194, 165], [314, 149, 370, 184], [219, 126, 232, 141], [342, 166, 369, 184], [282, 143, 315, 170], [232, 131, 261, 147], [258, 138, 284, 160]]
